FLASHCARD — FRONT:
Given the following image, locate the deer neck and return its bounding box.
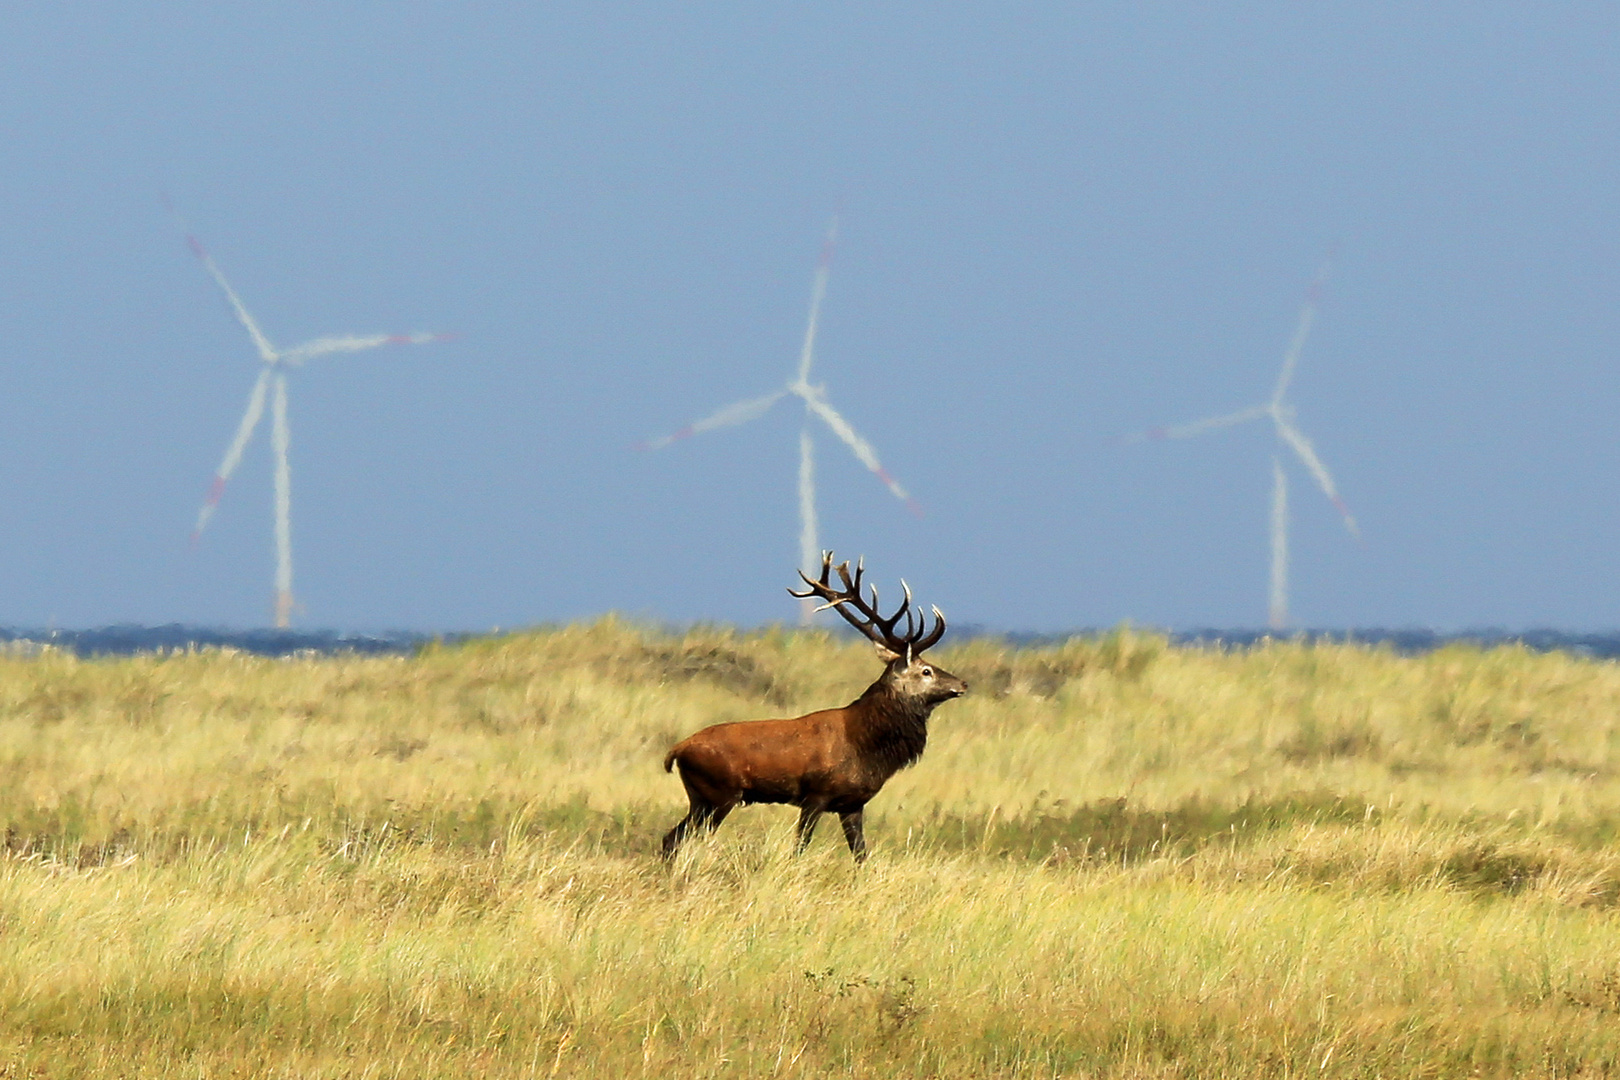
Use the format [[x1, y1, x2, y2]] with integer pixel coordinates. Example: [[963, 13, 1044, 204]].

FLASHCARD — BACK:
[[849, 680, 933, 775]]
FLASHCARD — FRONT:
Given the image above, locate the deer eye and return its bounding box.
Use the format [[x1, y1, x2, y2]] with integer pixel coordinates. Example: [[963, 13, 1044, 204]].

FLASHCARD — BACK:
[[921, 666, 933, 677]]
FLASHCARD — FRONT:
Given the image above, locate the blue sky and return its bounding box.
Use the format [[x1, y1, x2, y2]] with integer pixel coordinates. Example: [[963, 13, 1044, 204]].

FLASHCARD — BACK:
[[2, 4, 1617, 631]]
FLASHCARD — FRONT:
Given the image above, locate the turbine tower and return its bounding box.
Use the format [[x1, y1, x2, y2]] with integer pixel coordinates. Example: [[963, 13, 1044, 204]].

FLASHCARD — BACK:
[[182, 229, 448, 627], [1132, 262, 1358, 630], [642, 220, 920, 623]]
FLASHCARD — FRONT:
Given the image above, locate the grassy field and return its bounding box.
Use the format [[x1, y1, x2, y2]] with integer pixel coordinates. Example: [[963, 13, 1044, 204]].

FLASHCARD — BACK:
[[4, 620, 1620, 1077]]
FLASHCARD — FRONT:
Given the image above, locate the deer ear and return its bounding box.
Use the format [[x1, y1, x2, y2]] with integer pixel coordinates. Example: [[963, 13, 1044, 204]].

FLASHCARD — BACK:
[[873, 642, 901, 662]]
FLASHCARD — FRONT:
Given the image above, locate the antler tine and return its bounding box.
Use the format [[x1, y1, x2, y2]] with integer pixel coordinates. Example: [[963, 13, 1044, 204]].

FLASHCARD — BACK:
[[832, 558, 879, 629], [913, 604, 948, 653], [865, 578, 907, 644], [849, 567, 888, 635], [788, 551, 838, 598]]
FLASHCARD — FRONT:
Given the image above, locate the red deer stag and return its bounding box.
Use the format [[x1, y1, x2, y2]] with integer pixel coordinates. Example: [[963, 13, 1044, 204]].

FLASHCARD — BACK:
[[661, 553, 967, 862]]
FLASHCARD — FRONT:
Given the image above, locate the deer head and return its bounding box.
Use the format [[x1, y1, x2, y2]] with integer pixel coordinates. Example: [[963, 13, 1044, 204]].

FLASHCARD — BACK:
[[790, 552, 966, 706]]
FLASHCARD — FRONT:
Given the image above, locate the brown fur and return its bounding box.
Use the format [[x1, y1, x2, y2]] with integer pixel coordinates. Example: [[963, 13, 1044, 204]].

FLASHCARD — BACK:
[[660, 646, 966, 861]]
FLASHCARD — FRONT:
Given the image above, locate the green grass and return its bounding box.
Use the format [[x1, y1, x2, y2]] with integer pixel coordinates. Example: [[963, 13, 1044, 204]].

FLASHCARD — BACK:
[[4, 621, 1620, 1076]]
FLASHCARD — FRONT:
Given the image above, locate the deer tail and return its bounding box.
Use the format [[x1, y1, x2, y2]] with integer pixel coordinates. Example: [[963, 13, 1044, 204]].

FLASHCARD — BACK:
[[663, 747, 678, 773]]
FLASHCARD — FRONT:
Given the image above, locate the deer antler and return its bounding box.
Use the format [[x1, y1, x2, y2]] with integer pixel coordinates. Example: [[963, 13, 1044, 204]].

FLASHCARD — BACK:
[[789, 552, 947, 656]]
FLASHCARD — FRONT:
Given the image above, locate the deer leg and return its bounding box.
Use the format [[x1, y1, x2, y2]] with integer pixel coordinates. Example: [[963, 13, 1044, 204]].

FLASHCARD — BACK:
[[703, 802, 734, 835], [795, 804, 826, 853], [839, 809, 868, 863], [661, 809, 698, 859], [662, 798, 733, 859]]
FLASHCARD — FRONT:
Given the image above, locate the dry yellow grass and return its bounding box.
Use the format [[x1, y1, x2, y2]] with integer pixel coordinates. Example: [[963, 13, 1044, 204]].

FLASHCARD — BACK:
[[3, 622, 1620, 1076]]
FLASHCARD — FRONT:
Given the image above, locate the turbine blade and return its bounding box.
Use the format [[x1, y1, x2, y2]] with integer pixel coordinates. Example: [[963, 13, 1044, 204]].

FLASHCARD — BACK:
[[280, 331, 452, 366], [271, 373, 293, 628], [1123, 404, 1270, 443], [193, 368, 272, 542], [638, 389, 788, 451], [1269, 456, 1288, 631], [795, 217, 838, 386], [1276, 418, 1359, 539], [800, 392, 921, 516], [183, 233, 279, 363], [798, 428, 819, 626], [1272, 258, 1332, 406]]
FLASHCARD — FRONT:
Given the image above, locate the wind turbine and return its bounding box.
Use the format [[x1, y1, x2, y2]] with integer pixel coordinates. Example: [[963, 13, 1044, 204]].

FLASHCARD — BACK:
[[181, 228, 448, 628], [1131, 262, 1359, 630], [642, 220, 920, 623]]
